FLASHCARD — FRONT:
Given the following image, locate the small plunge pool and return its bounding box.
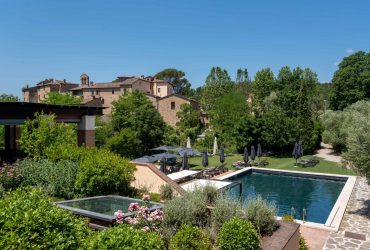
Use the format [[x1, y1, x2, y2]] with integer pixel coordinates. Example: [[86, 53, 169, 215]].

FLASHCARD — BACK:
[[57, 195, 163, 227]]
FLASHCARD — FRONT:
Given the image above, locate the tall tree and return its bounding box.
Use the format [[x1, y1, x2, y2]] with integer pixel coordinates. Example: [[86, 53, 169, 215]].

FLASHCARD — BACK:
[[252, 68, 275, 109], [154, 68, 193, 97], [111, 91, 166, 156], [201, 67, 233, 111], [235, 68, 251, 96], [209, 91, 249, 150], [176, 103, 202, 141], [330, 51, 370, 110]]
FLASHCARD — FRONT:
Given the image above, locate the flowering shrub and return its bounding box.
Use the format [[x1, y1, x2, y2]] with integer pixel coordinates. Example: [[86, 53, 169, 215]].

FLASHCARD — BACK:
[[0, 163, 22, 190], [115, 194, 163, 232]]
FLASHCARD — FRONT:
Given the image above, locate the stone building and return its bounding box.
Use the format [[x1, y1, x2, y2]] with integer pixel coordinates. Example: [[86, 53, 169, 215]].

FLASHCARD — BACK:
[[21, 74, 204, 127], [22, 79, 78, 103]]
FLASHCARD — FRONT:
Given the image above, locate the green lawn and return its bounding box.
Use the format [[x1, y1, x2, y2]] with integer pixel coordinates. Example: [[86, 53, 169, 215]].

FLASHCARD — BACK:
[[188, 154, 356, 176]]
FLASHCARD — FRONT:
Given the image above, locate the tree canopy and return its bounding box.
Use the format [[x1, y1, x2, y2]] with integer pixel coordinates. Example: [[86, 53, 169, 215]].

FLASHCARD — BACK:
[[330, 51, 370, 110], [154, 68, 193, 97], [110, 91, 167, 157], [42, 92, 82, 105]]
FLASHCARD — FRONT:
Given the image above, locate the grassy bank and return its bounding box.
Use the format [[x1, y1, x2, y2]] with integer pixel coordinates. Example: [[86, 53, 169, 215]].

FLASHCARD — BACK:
[[188, 154, 355, 176]]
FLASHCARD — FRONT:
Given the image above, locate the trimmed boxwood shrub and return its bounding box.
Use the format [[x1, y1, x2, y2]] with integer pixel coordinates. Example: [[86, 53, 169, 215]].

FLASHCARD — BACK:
[[169, 224, 212, 250], [0, 188, 89, 249], [84, 224, 164, 250], [217, 218, 260, 250]]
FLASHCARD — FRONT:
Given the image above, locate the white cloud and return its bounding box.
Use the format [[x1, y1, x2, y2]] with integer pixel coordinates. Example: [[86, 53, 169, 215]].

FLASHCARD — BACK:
[[346, 48, 354, 53]]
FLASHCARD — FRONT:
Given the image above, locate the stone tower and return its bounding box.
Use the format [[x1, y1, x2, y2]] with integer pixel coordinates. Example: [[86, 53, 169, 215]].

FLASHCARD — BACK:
[[80, 74, 90, 86]]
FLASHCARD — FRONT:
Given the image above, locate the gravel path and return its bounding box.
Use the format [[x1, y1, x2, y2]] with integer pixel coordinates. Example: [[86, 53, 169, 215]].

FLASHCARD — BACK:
[[314, 143, 342, 163]]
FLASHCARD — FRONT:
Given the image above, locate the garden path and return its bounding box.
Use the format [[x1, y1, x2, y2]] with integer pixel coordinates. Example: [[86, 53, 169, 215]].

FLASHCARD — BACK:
[[314, 143, 342, 163]]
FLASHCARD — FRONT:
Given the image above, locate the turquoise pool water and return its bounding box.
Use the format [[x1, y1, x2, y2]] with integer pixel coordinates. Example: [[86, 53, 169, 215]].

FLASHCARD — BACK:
[[227, 171, 346, 224]]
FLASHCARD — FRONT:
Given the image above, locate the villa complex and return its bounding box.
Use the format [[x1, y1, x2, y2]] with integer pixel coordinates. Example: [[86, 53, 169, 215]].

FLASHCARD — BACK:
[[22, 74, 207, 126]]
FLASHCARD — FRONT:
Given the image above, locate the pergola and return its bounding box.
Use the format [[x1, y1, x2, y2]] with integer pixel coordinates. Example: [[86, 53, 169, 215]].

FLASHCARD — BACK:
[[0, 102, 104, 159]]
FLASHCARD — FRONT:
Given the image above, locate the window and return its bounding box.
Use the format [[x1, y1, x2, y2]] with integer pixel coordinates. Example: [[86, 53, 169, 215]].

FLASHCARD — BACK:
[[112, 90, 115, 94], [91, 91, 94, 95], [171, 101, 175, 110], [158, 88, 161, 93]]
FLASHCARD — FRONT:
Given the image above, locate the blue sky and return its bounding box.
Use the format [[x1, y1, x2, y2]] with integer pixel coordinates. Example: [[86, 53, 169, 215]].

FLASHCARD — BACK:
[[0, 0, 369, 96]]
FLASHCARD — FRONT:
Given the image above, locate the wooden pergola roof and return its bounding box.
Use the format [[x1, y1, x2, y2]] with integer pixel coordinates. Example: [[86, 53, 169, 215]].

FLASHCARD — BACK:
[[0, 102, 104, 125]]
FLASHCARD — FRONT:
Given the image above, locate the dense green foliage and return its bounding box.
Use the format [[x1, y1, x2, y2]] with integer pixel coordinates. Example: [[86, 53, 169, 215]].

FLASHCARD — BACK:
[[85, 225, 164, 250], [0, 188, 89, 249], [42, 92, 83, 105], [155, 68, 193, 97], [18, 158, 78, 199], [321, 101, 370, 181], [109, 91, 167, 157], [0, 93, 20, 102], [216, 218, 260, 250], [330, 51, 370, 110], [18, 113, 76, 159], [75, 147, 135, 196], [176, 103, 202, 142], [169, 224, 212, 250]]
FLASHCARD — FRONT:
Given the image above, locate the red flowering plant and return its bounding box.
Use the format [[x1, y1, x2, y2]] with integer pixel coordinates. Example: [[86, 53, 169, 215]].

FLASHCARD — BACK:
[[114, 194, 163, 232], [0, 163, 22, 190]]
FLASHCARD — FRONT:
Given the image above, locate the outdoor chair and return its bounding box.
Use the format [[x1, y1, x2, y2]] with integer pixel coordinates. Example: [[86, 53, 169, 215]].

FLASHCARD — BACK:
[[204, 167, 218, 179]]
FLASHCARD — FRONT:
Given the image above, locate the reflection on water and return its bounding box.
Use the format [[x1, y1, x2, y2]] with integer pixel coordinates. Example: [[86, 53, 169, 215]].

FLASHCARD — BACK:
[[63, 197, 145, 216], [227, 172, 345, 224]]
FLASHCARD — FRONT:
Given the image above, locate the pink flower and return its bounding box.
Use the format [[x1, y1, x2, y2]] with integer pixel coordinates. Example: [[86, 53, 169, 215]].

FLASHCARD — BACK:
[[142, 226, 150, 232], [132, 218, 139, 225], [114, 210, 124, 223], [125, 217, 133, 224], [142, 194, 150, 201], [128, 202, 140, 212], [6, 172, 13, 177]]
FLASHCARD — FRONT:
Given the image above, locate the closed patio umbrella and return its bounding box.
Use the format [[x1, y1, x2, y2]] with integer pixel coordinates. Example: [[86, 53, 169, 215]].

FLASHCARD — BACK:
[[186, 137, 191, 148], [160, 157, 167, 174], [292, 142, 299, 163], [220, 146, 225, 164], [299, 142, 304, 158], [213, 137, 218, 155], [182, 152, 189, 170], [202, 151, 209, 168], [243, 147, 249, 163], [257, 143, 262, 160], [251, 145, 256, 161]]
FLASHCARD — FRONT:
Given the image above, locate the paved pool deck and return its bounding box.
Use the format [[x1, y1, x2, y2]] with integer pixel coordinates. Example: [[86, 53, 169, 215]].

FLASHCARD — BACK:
[[324, 177, 370, 250]]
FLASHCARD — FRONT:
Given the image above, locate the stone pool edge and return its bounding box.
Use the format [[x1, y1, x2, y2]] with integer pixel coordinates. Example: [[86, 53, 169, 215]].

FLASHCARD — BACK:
[[216, 167, 357, 232]]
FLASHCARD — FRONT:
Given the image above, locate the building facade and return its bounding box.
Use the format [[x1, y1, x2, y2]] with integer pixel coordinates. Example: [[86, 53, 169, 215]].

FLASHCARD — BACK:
[[22, 74, 203, 127], [22, 79, 78, 103]]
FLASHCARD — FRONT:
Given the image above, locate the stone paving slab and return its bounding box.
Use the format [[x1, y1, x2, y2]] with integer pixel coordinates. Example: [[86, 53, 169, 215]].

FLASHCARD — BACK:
[[324, 177, 370, 250]]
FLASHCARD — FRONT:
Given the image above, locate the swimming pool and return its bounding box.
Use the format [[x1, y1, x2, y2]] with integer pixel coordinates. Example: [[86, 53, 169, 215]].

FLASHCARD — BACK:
[[223, 169, 347, 224]]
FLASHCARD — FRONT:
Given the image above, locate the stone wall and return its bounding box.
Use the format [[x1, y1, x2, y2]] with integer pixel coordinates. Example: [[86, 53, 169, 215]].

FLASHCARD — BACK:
[[157, 95, 191, 127]]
